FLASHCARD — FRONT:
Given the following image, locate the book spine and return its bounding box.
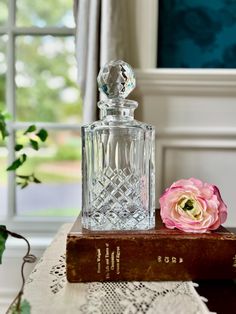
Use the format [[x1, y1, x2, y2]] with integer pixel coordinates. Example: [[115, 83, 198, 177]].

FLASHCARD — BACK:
[[66, 236, 236, 282]]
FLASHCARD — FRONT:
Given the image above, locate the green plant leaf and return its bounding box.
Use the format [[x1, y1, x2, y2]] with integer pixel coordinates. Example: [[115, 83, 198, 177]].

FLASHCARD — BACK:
[[11, 299, 31, 314], [7, 154, 27, 171], [30, 139, 39, 151], [33, 176, 41, 184], [1, 112, 12, 120], [16, 174, 30, 179], [21, 154, 27, 162], [0, 113, 9, 140], [36, 129, 48, 142], [23, 125, 36, 134], [15, 144, 24, 151], [16, 173, 42, 188], [0, 226, 8, 264], [21, 182, 29, 189], [7, 159, 22, 171], [20, 300, 31, 314]]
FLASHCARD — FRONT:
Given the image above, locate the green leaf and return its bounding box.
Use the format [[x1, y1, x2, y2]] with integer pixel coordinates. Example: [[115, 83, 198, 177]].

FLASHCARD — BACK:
[[21, 182, 29, 189], [16, 173, 42, 188], [7, 159, 22, 171], [36, 129, 48, 142], [33, 176, 41, 184], [11, 299, 31, 314], [0, 226, 8, 264], [7, 154, 27, 171], [21, 154, 27, 162], [15, 144, 24, 151], [20, 300, 31, 314], [0, 113, 9, 140], [1, 112, 12, 120], [23, 125, 36, 134], [30, 139, 39, 151], [16, 174, 29, 179]]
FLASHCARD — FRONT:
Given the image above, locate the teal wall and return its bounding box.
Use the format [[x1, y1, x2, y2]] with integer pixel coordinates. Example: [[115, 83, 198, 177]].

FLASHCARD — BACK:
[[158, 0, 236, 68]]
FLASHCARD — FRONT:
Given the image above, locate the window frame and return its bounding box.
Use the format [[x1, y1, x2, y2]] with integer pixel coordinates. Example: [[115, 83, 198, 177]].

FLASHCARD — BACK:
[[0, 0, 81, 233]]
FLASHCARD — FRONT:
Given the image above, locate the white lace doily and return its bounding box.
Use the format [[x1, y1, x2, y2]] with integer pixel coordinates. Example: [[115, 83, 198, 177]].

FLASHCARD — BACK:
[[23, 224, 213, 314]]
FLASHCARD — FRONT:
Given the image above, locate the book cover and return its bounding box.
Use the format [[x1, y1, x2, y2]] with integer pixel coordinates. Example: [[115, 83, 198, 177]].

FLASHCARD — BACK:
[[66, 211, 236, 282]]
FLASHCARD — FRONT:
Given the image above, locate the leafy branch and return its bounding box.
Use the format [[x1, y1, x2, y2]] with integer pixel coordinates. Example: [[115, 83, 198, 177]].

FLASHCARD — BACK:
[[0, 113, 48, 188], [0, 111, 10, 139], [0, 226, 36, 314], [16, 174, 41, 189], [0, 113, 48, 312]]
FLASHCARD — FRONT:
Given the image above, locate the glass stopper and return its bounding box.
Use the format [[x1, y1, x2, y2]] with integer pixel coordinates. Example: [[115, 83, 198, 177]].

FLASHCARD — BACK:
[[97, 60, 136, 99]]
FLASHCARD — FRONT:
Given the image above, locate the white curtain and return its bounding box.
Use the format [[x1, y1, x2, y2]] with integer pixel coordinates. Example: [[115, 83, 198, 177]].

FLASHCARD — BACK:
[[74, 0, 132, 124]]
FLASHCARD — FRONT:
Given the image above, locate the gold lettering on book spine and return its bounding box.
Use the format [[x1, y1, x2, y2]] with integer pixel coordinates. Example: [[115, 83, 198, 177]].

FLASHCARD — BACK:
[[111, 251, 115, 270], [96, 248, 101, 274], [157, 256, 184, 263], [105, 243, 110, 279], [97, 244, 121, 277], [116, 246, 120, 275], [233, 254, 236, 270]]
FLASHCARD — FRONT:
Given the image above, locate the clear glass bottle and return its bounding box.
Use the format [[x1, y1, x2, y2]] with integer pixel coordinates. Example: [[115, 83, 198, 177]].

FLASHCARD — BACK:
[[82, 60, 155, 230]]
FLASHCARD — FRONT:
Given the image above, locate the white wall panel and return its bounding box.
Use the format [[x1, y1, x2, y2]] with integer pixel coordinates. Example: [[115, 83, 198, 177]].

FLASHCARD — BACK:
[[162, 146, 236, 228], [135, 69, 236, 228]]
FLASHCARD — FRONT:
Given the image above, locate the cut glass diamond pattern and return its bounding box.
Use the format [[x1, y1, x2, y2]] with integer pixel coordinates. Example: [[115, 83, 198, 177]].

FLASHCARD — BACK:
[[87, 167, 150, 230], [92, 211, 106, 224], [119, 184, 128, 193], [133, 211, 146, 222], [113, 176, 122, 186], [117, 207, 131, 220], [105, 167, 114, 179], [113, 190, 123, 200], [93, 181, 104, 195], [105, 183, 115, 194], [106, 210, 119, 224]]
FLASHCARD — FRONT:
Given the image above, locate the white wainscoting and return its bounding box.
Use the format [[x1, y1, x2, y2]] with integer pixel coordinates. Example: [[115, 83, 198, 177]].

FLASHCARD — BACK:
[[135, 69, 236, 228]]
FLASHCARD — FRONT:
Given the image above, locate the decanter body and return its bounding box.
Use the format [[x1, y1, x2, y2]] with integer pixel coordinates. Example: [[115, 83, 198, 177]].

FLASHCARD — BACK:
[[82, 60, 155, 230]]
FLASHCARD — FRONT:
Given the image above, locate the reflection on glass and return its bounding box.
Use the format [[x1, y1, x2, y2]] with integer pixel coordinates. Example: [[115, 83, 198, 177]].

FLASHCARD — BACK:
[[0, 35, 7, 112], [16, 36, 82, 123], [0, 0, 8, 26], [0, 148, 8, 217], [16, 130, 82, 217], [16, 0, 75, 27]]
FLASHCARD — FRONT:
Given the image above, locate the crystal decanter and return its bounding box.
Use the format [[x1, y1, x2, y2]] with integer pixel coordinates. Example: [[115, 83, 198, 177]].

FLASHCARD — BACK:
[[82, 60, 155, 230]]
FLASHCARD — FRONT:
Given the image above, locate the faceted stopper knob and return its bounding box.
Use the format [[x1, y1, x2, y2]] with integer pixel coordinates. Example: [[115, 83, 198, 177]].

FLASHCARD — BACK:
[[97, 60, 136, 99]]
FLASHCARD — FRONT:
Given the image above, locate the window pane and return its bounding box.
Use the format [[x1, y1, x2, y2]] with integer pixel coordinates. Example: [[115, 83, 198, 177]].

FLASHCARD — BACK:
[[16, 36, 82, 123], [16, 130, 81, 217], [0, 35, 7, 112], [0, 0, 8, 26], [16, 0, 75, 27], [0, 147, 7, 217]]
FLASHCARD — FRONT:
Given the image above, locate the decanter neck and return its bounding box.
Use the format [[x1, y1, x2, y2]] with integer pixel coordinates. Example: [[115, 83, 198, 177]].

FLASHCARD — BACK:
[[98, 98, 138, 121]]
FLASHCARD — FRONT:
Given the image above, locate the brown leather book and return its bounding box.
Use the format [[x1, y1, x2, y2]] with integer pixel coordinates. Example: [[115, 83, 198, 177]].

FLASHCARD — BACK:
[[66, 211, 236, 282]]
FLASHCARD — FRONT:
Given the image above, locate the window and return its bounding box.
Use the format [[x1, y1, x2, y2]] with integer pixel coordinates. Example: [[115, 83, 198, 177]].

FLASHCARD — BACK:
[[0, 0, 82, 228]]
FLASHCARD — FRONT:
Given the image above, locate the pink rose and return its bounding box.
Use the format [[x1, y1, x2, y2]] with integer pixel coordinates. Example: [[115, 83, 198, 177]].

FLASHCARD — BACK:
[[159, 178, 227, 233]]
